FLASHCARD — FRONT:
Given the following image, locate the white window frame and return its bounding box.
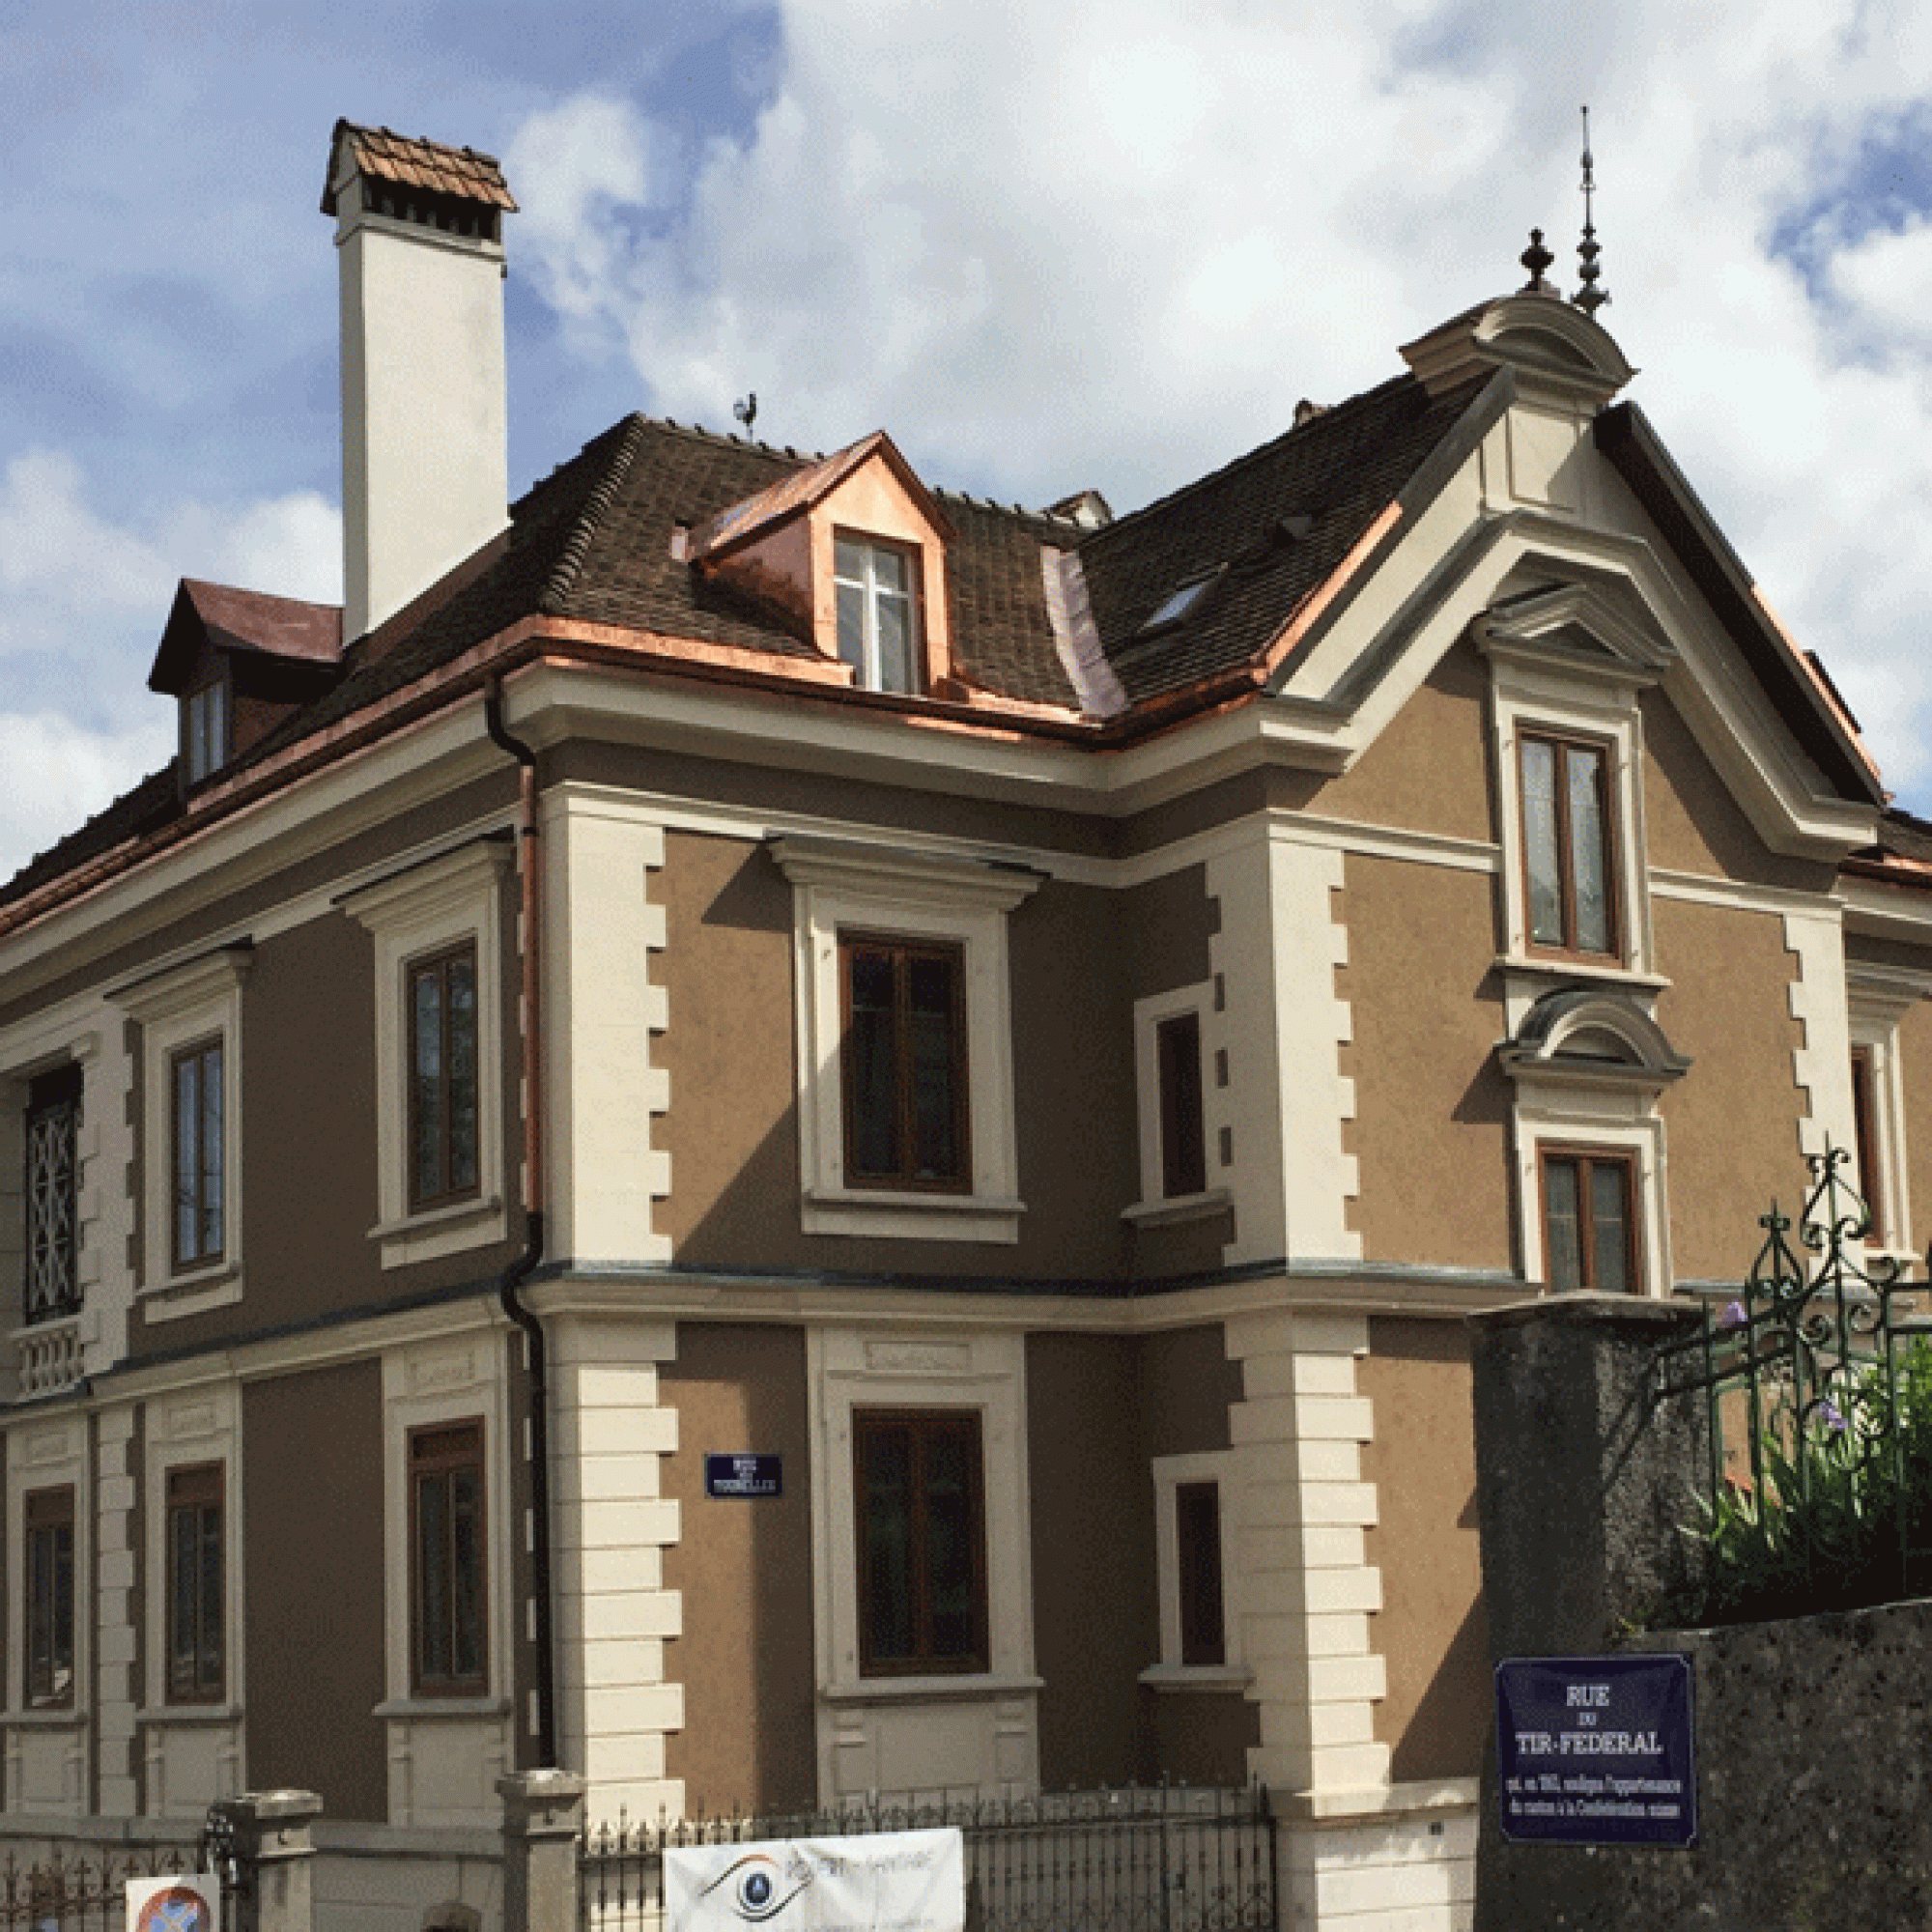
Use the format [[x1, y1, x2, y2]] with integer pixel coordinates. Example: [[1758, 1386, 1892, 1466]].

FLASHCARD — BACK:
[[4, 1415, 87, 1733], [114, 950, 250, 1321], [1478, 592, 1664, 986], [1846, 964, 1925, 1263], [1140, 1450, 1247, 1690], [139, 1381, 244, 1784], [183, 681, 228, 785], [833, 532, 921, 694], [1124, 981, 1232, 1228], [773, 838, 1039, 1242], [343, 840, 511, 1268], [807, 1325, 1039, 1799], [376, 1331, 515, 1826]]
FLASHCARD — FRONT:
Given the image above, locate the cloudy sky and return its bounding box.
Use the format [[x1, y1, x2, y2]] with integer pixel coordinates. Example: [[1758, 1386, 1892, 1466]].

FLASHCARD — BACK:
[[5, 0, 1932, 880]]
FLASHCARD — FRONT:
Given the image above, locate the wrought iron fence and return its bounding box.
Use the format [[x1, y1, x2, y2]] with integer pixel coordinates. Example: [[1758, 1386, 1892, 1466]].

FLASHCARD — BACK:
[[0, 1810, 242, 1932], [582, 1784, 1276, 1932], [1651, 1143, 1932, 1620]]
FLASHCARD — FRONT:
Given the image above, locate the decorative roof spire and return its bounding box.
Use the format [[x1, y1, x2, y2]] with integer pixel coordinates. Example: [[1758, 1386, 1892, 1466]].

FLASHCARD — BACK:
[[1520, 227, 1559, 296], [1573, 106, 1609, 316]]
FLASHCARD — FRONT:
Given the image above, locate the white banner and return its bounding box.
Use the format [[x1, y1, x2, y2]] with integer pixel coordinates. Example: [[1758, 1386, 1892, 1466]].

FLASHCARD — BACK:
[[665, 1829, 963, 1932], [125, 1875, 221, 1932]]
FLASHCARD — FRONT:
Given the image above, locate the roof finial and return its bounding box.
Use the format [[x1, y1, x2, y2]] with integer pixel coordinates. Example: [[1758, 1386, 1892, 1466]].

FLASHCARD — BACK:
[[734, 392, 758, 436], [1520, 228, 1558, 296], [1573, 106, 1609, 316]]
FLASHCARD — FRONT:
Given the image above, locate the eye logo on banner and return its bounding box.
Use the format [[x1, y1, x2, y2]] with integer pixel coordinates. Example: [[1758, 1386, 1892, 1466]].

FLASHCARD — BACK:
[[699, 1852, 814, 1924], [665, 1830, 963, 1932]]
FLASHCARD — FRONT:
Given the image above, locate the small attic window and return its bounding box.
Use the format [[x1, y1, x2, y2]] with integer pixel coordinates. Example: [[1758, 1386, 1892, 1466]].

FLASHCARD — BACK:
[[1139, 573, 1219, 638], [183, 678, 228, 784], [835, 533, 919, 693]]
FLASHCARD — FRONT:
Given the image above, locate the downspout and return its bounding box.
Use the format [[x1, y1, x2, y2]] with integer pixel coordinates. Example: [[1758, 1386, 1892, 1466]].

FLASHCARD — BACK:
[[485, 676, 558, 1769]]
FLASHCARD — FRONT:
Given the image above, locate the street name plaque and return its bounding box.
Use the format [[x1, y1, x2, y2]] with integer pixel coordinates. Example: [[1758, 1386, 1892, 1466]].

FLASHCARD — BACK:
[[1494, 1654, 1697, 1847]]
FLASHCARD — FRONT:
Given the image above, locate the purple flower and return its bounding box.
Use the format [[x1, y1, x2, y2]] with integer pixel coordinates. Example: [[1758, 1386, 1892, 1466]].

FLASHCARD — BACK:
[[1820, 1400, 1847, 1435], [1719, 1300, 1747, 1331]]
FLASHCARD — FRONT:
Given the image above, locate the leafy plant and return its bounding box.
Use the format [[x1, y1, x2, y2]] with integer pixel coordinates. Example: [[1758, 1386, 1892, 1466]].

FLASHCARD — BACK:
[[1653, 1337, 1932, 1628]]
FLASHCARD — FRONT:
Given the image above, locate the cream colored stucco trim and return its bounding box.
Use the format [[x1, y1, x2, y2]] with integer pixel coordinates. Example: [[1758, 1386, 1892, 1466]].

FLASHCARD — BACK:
[[807, 1324, 1038, 1801], [344, 839, 513, 1268], [140, 1380, 244, 1818]]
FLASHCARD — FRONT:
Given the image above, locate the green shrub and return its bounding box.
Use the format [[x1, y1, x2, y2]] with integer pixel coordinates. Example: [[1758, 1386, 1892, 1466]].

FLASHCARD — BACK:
[[1650, 1337, 1932, 1628]]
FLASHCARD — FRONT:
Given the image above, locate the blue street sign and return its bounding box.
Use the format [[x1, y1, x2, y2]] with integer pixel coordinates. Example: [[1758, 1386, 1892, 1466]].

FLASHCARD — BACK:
[[705, 1453, 782, 1498], [1494, 1654, 1697, 1847]]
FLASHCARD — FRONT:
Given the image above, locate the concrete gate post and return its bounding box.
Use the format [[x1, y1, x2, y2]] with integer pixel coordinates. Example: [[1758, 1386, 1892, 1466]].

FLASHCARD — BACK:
[[1466, 1292, 1709, 1932], [212, 1790, 323, 1932], [499, 1770, 587, 1932]]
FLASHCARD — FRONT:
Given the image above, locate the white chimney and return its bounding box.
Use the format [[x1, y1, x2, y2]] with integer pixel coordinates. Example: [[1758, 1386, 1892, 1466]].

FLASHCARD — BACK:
[[323, 122, 518, 641]]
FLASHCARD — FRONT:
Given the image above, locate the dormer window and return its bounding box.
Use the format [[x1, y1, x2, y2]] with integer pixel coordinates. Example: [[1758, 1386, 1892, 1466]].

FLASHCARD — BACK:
[[184, 679, 228, 784], [835, 535, 919, 694]]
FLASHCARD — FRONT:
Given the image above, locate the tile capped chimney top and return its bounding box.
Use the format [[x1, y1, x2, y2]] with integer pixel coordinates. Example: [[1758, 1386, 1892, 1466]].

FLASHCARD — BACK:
[[327, 118, 518, 644], [321, 120, 518, 222]]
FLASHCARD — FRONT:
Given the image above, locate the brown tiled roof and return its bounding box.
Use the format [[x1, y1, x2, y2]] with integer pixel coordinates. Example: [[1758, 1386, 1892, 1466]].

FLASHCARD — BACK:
[[321, 121, 518, 216], [1, 375, 1492, 906], [149, 581, 342, 695], [1076, 372, 1492, 703]]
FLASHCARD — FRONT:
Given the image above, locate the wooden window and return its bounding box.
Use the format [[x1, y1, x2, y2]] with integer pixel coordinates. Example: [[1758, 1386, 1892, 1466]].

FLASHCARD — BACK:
[[853, 1409, 987, 1676], [1175, 1480, 1226, 1667], [1156, 1011, 1207, 1198], [1852, 1046, 1888, 1244], [834, 536, 919, 694], [839, 935, 969, 1190], [170, 1038, 225, 1270], [24, 1487, 73, 1709], [23, 1065, 82, 1325], [1520, 731, 1618, 957], [411, 1420, 487, 1694], [408, 944, 480, 1210], [1541, 1148, 1639, 1293], [165, 1463, 223, 1703], [184, 680, 228, 784]]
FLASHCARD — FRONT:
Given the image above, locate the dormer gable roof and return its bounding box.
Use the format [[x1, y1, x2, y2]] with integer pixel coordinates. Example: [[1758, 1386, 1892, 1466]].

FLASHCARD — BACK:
[[686, 430, 956, 566], [148, 580, 344, 696]]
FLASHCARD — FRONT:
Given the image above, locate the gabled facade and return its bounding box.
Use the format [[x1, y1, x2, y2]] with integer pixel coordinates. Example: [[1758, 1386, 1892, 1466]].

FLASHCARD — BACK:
[[4, 123, 1931, 1930]]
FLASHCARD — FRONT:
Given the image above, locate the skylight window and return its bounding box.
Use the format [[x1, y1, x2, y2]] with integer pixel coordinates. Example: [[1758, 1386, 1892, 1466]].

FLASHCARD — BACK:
[[1139, 573, 1218, 637]]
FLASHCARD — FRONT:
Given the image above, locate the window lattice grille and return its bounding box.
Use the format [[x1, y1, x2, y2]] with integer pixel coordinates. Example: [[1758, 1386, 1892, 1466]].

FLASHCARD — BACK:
[[24, 1078, 81, 1324]]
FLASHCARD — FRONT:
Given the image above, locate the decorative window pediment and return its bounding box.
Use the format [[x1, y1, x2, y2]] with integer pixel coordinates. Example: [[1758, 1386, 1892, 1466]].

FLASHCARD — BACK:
[[1497, 988, 1690, 1094]]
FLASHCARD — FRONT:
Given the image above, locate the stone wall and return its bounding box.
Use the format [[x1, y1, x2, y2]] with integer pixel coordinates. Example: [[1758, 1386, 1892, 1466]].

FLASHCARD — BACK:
[[1469, 1293, 1932, 1931]]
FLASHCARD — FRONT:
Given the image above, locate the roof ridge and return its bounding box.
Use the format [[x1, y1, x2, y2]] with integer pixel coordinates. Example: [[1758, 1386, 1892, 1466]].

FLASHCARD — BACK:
[[1082, 370, 1419, 551], [539, 414, 650, 616]]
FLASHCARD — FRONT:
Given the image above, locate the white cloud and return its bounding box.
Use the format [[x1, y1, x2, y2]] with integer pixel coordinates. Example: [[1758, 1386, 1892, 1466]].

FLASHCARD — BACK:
[[502, 0, 1932, 810], [0, 710, 176, 886], [0, 445, 340, 661]]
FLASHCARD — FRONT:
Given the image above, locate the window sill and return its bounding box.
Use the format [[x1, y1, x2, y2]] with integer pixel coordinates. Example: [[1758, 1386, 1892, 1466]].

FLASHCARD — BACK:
[[136, 1703, 241, 1726], [803, 1188, 1023, 1244], [822, 1673, 1043, 1707], [374, 1696, 512, 1722], [1122, 1188, 1233, 1230], [140, 1264, 242, 1323], [1138, 1664, 1253, 1694], [1495, 953, 1669, 994], [3, 1707, 88, 1729], [370, 1195, 506, 1269]]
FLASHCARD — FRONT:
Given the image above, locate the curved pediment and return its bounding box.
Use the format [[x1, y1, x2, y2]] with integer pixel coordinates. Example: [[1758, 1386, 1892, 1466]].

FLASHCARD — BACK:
[[1497, 988, 1691, 1091], [1401, 293, 1636, 407]]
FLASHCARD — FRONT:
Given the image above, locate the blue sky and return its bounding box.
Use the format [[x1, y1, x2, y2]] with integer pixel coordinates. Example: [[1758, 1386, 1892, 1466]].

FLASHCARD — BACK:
[[6, 0, 1932, 878]]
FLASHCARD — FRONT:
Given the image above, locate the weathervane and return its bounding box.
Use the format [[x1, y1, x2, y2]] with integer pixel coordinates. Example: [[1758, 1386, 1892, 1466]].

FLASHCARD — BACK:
[[734, 392, 758, 436], [1572, 106, 1609, 316]]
